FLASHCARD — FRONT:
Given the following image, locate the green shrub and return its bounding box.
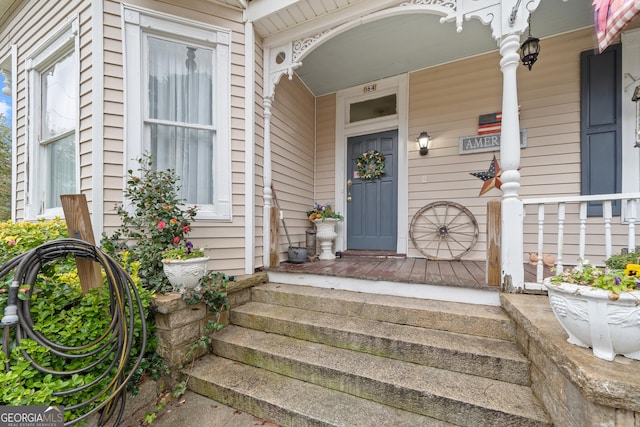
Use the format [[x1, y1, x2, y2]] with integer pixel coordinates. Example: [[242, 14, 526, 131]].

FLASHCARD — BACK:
[[604, 248, 640, 270], [0, 218, 157, 422]]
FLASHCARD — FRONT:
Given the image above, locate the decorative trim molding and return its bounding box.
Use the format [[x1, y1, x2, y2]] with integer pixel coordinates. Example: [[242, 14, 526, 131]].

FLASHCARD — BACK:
[[292, 31, 329, 63]]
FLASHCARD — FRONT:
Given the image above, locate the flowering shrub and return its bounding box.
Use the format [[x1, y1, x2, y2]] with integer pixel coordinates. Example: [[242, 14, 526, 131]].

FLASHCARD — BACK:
[[102, 154, 198, 293], [550, 260, 640, 298], [306, 202, 343, 222], [0, 218, 69, 263]]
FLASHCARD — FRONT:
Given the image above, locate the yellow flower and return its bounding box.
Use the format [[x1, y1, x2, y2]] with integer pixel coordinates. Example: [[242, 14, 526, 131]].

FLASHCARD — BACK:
[[624, 264, 640, 276]]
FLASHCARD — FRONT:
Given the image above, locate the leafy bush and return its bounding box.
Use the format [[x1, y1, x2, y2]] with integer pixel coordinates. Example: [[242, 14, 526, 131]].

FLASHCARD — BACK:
[[604, 248, 640, 270], [0, 218, 158, 422], [102, 154, 197, 293]]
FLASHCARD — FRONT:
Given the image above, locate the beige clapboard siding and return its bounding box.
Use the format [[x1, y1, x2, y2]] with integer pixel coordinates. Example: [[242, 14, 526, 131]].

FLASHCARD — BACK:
[[102, 0, 125, 232], [314, 93, 337, 205], [405, 28, 611, 260], [253, 33, 265, 267], [98, 1, 248, 275], [270, 74, 315, 257]]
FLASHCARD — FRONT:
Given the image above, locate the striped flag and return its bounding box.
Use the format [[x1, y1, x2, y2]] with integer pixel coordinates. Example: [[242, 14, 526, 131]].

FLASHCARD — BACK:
[[594, 0, 640, 53], [478, 112, 502, 135]]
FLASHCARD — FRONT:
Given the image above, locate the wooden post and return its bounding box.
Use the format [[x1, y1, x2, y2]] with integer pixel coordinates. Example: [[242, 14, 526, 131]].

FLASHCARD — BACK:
[[486, 200, 501, 286], [269, 206, 280, 268], [61, 194, 103, 294]]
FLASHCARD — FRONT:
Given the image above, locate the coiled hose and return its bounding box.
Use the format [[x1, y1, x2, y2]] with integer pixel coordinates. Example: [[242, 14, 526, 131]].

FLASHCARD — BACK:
[[0, 238, 147, 426]]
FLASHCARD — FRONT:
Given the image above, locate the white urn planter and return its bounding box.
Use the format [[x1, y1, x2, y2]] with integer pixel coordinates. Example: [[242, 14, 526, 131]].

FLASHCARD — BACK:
[[163, 257, 209, 292], [314, 218, 339, 261], [544, 279, 640, 361]]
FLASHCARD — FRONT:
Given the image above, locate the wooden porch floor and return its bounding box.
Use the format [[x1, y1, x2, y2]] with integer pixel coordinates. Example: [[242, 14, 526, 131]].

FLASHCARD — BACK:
[[271, 256, 549, 291]]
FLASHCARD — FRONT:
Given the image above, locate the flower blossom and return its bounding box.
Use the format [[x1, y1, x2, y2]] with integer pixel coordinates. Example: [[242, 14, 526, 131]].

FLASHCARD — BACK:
[[173, 236, 180, 244], [157, 221, 167, 229]]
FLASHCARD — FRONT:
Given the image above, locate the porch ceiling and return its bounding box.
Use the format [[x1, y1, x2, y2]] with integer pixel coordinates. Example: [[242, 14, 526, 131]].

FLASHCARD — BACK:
[[247, 0, 596, 96]]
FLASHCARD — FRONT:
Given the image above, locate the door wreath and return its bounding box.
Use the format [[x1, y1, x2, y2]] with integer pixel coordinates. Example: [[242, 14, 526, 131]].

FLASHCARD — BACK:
[[356, 150, 385, 180]]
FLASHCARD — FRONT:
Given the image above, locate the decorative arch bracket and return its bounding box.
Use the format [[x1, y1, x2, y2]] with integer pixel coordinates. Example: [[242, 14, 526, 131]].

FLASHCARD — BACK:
[[263, 0, 540, 100]]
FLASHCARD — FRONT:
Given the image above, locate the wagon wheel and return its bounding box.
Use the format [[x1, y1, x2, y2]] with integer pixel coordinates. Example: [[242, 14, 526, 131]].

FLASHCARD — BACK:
[[409, 201, 479, 261]]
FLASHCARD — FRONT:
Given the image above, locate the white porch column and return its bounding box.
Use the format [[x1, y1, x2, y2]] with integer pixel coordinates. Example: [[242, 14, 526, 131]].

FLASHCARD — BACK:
[[262, 96, 274, 267], [499, 33, 524, 292]]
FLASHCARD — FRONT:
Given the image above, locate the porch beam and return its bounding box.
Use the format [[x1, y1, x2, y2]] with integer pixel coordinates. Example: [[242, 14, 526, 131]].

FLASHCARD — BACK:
[[498, 32, 524, 292], [263, 97, 274, 267]]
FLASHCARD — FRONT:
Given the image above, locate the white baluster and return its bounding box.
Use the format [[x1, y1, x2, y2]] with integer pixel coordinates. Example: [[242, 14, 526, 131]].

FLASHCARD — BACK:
[[557, 203, 565, 273], [536, 204, 545, 282], [628, 199, 637, 252], [603, 200, 612, 261], [579, 202, 587, 264]]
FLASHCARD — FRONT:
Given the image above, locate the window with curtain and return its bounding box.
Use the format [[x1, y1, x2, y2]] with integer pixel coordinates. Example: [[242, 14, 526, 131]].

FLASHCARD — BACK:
[[123, 5, 231, 220], [145, 37, 214, 205], [26, 18, 78, 219], [41, 51, 77, 209]]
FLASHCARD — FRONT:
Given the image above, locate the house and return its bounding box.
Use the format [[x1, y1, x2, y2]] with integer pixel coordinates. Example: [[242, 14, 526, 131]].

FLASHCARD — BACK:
[[0, 0, 639, 293]]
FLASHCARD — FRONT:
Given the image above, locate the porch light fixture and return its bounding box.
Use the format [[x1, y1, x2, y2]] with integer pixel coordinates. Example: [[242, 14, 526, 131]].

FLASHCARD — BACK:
[[417, 131, 431, 156], [520, 16, 540, 71]]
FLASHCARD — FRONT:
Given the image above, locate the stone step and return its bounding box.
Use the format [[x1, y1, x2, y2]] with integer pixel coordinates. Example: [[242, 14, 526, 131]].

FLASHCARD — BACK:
[[231, 301, 529, 385], [251, 283, 515, 340], [210, 326, 550, 426], [189, 355, 456, 426]]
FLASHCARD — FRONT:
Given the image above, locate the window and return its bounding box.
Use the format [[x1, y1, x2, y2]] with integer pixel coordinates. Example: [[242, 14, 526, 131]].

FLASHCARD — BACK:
[[26, 19, 79, 218], [123, 6, 231, 220]]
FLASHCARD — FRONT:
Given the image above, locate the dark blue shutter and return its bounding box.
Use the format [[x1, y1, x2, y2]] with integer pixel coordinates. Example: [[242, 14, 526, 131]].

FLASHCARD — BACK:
[[580, 44, 622, 216]]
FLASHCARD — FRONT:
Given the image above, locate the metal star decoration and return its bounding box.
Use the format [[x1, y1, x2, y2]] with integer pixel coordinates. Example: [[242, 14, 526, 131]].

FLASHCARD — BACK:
[[470, 155, 502, 196]]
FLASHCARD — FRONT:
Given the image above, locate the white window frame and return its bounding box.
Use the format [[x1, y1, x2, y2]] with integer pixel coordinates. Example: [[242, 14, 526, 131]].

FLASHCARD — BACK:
[[622, 29, 640, 196], [122, 5, 232, 220], [25, 17, 80, 220]]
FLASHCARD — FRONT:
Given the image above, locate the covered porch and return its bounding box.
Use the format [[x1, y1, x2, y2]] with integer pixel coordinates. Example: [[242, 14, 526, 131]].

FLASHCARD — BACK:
[[254, 0, 640, 292]]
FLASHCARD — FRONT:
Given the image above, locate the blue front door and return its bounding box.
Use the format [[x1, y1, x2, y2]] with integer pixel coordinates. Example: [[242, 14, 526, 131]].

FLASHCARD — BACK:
[[347, 130, 398, 251]]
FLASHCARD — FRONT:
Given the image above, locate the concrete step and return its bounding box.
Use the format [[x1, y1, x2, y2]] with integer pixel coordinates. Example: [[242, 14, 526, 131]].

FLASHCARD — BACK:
[[210, 325, 550, 427], [188, 355, 456, 426], [231, 301, 529, 385], [251, 282, 515, 340]]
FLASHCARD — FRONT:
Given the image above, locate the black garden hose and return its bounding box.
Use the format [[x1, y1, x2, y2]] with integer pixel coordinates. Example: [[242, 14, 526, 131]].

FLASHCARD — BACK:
[[0, 238, 147, 426]]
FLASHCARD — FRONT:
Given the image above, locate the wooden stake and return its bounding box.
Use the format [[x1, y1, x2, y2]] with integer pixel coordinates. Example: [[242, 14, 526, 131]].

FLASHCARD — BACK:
[[486, 200, 501, 287], [270, 206, 281, 268], [61, 194, 103, 294]]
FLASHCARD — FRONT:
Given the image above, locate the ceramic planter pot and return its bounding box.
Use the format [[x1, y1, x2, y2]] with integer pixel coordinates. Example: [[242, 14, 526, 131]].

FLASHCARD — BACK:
[[314, 218, 339, 260], [544, 279, 640, 361], [163, 257, 209, 292]]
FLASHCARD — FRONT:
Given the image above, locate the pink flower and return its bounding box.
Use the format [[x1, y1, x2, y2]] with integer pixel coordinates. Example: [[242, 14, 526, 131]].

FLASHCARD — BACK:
[[158, 221, 167, 229], [182, 226, 190, 233], [8, 240, 16, 246], [173, 236, 180, 244]]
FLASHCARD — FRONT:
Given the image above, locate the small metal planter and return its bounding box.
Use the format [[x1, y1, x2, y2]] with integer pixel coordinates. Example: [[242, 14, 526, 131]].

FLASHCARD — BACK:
[[288, 246, 307, 263]]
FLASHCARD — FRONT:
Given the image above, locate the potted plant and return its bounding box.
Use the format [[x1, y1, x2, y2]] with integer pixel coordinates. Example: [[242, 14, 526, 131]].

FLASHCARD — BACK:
[[544, 258, 640, 361], [162, 240, 209, 292], [101, 154, 198, 293], [307, 202, 343, 260]]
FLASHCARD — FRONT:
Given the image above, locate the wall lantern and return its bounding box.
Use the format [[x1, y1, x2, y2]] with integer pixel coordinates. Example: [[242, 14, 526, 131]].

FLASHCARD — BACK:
[[520, 16, 540, 71], [417, 131, 431, 156]]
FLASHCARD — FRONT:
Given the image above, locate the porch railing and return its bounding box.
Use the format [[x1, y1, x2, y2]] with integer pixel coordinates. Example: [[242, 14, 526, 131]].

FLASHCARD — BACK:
[[521, 192, 640, 287]]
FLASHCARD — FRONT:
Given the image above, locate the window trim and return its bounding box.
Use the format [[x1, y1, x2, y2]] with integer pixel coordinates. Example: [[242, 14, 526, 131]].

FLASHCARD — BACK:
[[122, 5, 232, 221], [25, 17, 80, 219]]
